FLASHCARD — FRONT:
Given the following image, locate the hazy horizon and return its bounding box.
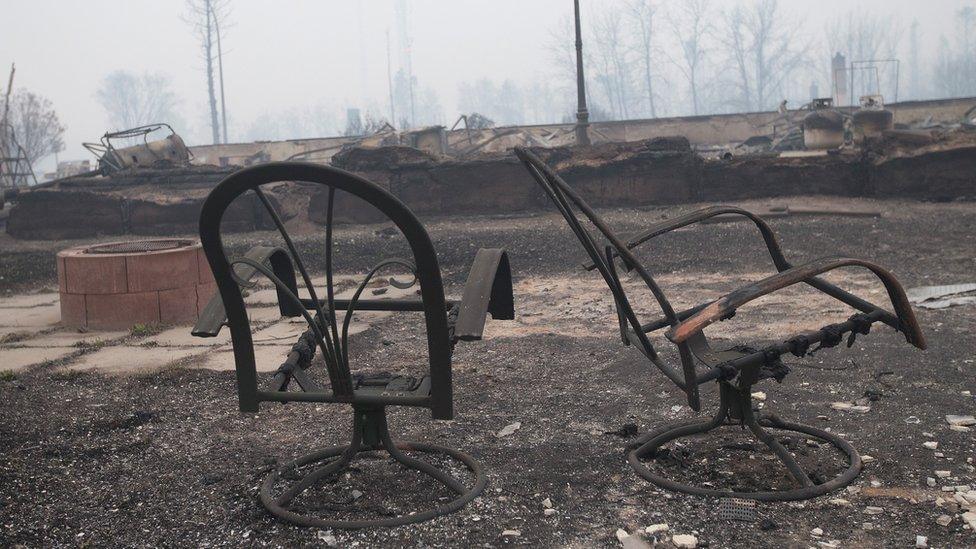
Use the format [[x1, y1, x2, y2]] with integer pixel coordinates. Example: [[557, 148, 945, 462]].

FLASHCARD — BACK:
[[2, 0, 968, 173]]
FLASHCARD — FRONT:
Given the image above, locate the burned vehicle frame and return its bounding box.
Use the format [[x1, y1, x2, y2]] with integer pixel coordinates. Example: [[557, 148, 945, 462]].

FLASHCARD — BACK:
[[193, 162, 514, 528], [514, 146, 926, 501]]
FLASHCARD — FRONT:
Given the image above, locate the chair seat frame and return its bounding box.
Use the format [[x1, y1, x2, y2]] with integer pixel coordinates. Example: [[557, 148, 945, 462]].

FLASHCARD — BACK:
[[514, 146, 925, 501], [195, 162, 512, 527]]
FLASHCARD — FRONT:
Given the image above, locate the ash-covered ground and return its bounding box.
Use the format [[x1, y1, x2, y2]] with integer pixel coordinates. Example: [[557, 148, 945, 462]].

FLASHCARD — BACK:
[[1, 196, 974, 548]]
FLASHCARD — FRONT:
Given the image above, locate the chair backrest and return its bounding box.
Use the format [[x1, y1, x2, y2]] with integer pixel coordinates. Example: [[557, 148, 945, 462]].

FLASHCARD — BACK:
[[198, 162, 455, 419], [514, 147, 698, 398]]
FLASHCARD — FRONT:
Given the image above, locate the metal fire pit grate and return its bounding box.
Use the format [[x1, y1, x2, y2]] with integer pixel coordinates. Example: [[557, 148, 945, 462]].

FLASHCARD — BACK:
[[84, 239, 194, 254]]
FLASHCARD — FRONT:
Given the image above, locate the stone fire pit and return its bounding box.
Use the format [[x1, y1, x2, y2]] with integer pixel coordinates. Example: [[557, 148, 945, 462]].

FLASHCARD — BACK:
[[57, 239, 216, 330]]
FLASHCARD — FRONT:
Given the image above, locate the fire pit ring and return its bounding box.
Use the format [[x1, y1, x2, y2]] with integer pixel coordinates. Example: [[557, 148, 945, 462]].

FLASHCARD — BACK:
[[58, 239, 216, 330]]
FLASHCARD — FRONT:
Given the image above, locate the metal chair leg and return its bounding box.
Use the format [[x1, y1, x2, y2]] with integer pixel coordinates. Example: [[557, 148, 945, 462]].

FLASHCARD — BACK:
[[628, 382, 862, 501], [260, 407, 487, 528]]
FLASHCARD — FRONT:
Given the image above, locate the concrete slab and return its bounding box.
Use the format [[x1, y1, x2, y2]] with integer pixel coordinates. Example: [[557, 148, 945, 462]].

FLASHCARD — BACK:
[[0, 292, 60, 309], [150, 326, 229, 347], [0, 303, 61, 328], [196, 344, 294, 372], [11, 329, 127, 348], [0, 347, 78, 372], [67, 345, 204, 374]]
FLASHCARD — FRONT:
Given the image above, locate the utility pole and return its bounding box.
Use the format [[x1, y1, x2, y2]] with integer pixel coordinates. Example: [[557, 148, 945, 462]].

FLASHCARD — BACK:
[[212, 2, 228, 143], [573, 0, 590, 146]]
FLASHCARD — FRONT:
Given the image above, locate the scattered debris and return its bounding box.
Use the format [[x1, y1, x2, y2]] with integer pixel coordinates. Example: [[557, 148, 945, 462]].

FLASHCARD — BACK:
[[907, 283, 976, 309], [831, 401, 871, 413], [945, 414, 976, 427], [672, 533, 698, 548], [605, 423, 639, 438], [496, 422, 522, 437], [644, 524, 669, 535], [315, 530, 337, 547], [717, 497, 757, 522]]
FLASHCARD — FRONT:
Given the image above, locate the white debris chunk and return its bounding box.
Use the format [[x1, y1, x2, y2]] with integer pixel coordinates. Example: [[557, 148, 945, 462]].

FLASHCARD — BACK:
[[963, 511, 976, 530], [927, 477, 937, 487], [502, 529, 521, 537], [672, 534, 698, 548], [811, 527, 824, 536], [936, 514, 953, 526], [946, 414, 976, 427], [542, 497, 553, 509], [923, 441, 939, 450], [915, 536, 928, 549], [864, 506, 885, 515], [861, 455, 876, 464], [829, 498, 851, 506], [935, 470, 951, 478], [644, 523, 669, 535], [496, 422, 521, 437], [316, 530, 338, 547], [751, 391, 767, 401], [543, 508, 557, 516]]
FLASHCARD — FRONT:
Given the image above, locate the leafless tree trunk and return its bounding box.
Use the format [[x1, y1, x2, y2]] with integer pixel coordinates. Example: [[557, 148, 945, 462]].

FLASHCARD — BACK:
[[5, 90, 65, 165], [185, 0, 229, 144], [96, 71, 179, 130], [908, 20, 921, 99], [626, 0, 658, 118], [722, 0, 806, 112], [667, 0, 711, 115]]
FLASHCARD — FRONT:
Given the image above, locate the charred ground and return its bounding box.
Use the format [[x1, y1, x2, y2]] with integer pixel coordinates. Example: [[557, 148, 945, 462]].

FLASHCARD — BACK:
[[1, 196, 974, 547]]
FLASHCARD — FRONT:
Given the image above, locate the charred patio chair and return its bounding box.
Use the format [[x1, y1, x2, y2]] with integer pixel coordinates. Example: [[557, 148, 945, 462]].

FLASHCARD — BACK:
[[514, 147, 925, 501], [193, 162, 513, 527]]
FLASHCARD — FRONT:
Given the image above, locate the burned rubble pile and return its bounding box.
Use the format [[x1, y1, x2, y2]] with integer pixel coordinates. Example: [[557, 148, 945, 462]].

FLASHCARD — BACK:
[[5, 111, 976, 240], [4, 165, 297, 239]]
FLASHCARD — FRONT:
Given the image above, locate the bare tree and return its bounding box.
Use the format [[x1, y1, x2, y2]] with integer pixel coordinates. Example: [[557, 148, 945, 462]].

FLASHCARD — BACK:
[[626, 0, 659, 118], [5, 89, 65, 165], [908, 19, 921, 99], [721, 0, 807, 112], [825, 9, 901, 100], [96, 71, 179, 130], [934, 6, 976, 98], [590, 5, 633, 119], [667, 0, 712, 115], [184, 0, 230, 144]]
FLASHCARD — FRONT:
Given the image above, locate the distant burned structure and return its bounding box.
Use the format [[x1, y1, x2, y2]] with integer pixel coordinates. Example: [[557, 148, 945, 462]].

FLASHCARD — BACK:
[[3, 96, 975, 240], [83, 123, 191, 175]]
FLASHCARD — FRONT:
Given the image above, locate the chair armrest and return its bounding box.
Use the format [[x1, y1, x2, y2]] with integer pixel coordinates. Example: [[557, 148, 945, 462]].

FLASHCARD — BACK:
[[452, 248, 514, 342], [665, 256, 926, 349], [191, 246, 302, 337], [584, 205, 790, 271]]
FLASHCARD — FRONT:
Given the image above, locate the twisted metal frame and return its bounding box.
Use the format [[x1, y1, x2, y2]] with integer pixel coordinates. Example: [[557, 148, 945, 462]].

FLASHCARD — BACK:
[[514, 146, 925, 500], [196, 162, 511, 527]]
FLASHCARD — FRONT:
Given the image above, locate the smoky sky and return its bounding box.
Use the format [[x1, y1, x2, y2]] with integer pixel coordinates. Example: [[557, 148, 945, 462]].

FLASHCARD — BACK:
[[1, 0, 964, 172]]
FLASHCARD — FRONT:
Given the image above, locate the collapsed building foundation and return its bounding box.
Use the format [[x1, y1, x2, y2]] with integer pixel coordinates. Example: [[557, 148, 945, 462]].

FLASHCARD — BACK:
[[5, 102, 976, 240]]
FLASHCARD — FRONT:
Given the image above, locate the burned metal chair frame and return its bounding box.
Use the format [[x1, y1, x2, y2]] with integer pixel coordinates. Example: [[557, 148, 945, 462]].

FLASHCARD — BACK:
[[194, 162, 513, 527], [514, 146, 925, 501]]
